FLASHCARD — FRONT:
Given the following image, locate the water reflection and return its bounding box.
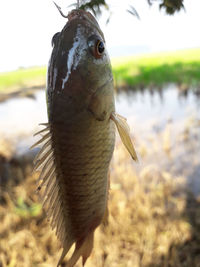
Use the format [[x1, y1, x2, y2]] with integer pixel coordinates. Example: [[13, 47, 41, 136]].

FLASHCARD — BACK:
[[116, 85, 200, 124]]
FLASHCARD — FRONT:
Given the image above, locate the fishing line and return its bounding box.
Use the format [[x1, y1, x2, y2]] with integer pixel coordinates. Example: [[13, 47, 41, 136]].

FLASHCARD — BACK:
[[77, 0, 82, 9]]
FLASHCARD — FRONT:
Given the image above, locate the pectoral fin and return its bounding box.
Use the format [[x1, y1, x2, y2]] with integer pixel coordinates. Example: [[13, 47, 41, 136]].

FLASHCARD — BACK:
[[111, 113, 138, 161]]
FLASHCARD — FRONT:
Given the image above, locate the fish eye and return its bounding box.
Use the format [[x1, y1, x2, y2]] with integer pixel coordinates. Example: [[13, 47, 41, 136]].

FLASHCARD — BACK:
[[96, 40, 105, 55], [51, 32, 60, 47], [88, 35, 105, 59]]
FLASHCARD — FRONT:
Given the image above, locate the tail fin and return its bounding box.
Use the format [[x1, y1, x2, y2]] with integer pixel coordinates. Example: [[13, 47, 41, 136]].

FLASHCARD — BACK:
[[57, 241, 73, 267], [57, 232, 94, 267]]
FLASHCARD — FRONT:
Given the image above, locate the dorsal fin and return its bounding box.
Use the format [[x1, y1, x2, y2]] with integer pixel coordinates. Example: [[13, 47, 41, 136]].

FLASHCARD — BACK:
[[32, 123, 74, 264]]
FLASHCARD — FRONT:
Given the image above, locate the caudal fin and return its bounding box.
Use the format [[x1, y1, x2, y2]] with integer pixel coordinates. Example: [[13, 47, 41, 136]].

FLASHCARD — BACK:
[[57, 232, 94, 267]]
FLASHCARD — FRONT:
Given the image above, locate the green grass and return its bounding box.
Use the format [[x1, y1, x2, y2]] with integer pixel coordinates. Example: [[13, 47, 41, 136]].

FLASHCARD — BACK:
[[112, 48, 200, 88], [0, 48, 200, 93], [0, 66, 46, 93], [14, 197, 42, 218]]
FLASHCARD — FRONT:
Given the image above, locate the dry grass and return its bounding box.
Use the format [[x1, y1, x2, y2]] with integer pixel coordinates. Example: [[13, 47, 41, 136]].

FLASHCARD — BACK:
[[0, 156, 200, 266], [0, 115, 200, 267]]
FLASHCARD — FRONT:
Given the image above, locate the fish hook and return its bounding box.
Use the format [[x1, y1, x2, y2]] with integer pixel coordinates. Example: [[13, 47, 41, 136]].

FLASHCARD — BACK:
[[53, 1, 68, 18], [53, 1, 81, 17]]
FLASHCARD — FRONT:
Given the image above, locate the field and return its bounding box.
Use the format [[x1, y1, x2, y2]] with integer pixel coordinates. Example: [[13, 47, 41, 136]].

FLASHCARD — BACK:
[[0, 67, 46, 93], [112, 48, 200, 88], [1, 48, 200, 93], [0, 48, 200, 267]]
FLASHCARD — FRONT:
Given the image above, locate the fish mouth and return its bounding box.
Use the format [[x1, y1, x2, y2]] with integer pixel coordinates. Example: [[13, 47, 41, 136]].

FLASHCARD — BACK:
[[68, 9, 97, 25], [67, 9, 83, 21]]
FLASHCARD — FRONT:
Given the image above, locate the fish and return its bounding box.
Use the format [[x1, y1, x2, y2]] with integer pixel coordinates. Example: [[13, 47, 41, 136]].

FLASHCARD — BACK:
[[32, 6, 137, 267]]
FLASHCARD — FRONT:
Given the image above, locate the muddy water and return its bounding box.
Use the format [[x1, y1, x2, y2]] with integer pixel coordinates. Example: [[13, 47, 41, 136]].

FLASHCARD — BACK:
[[0, 86, 199, 194]]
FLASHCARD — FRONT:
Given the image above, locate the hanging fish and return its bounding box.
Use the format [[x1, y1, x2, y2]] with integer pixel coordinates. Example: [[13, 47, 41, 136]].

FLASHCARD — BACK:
[[32, 4, 137, 267]]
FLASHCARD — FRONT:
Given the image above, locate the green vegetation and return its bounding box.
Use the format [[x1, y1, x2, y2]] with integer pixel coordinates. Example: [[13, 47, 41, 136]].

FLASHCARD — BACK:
[[112, 48, 200, 88], [0, 48, 200, 93], [14, 197, 42, 218], [0, 66, 46, 92]]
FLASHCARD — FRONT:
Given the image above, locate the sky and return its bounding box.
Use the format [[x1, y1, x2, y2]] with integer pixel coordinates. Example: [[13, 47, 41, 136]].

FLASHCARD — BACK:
[[0, 0, 200, 72]]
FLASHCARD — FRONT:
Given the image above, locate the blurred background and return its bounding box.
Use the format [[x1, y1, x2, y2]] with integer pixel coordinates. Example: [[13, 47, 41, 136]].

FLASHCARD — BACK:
[[0, 0, 200, 266]]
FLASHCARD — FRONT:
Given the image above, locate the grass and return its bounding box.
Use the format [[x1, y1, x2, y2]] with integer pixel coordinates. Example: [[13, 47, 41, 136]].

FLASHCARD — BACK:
[[0, 48, 200, 93], [0, 145, 199, 267], [112, 48, 200, 88], [0, 66, 46, 93]]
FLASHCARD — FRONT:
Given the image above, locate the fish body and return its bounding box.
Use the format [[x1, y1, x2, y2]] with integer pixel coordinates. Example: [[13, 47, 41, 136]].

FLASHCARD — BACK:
[[33, 8, 137, 267]]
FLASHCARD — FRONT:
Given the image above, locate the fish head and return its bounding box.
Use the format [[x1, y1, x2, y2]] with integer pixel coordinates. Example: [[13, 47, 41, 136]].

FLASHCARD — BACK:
[[47, 9, 115, 121]]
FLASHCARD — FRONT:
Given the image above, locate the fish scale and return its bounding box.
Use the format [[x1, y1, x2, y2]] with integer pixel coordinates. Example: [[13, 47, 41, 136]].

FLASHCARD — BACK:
[[32, 7, 137, 267], [51, 117, 115, 229]]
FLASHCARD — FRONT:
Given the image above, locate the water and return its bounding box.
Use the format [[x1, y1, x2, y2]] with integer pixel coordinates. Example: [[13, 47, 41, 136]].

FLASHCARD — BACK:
[[0, 91, 47, 155], [116, 86, 200, 130], [0, 86, 199, 138], [0, 86, 199, 193], [0, 86, 199, 150], [0, 91, 47, 133]]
